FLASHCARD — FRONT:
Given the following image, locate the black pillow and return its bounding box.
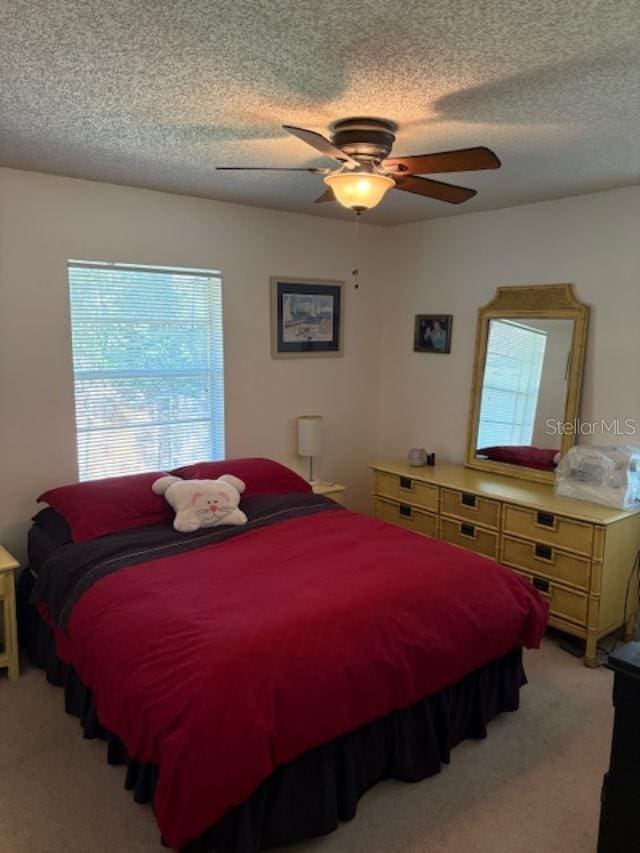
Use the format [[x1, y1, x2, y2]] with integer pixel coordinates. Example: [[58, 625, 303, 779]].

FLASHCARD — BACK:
[[32, 508, 72, 545]]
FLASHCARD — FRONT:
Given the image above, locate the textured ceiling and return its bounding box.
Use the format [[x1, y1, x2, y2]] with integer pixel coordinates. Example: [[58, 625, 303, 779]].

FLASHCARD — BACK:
[[1, 0, 639, 225]]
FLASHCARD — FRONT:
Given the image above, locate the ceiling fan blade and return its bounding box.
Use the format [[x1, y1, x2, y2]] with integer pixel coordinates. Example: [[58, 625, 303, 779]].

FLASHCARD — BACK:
[[393, 175, 477, 204], [384, 147, 500, 175], [314, 188, 336, 204], [283, 125, 359, 168], [216, 166, 328, 173]]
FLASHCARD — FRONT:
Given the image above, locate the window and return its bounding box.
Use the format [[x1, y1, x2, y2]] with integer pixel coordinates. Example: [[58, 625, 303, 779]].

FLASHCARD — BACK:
[[68, 261, 224, 480], [477, 319, 547, 448]]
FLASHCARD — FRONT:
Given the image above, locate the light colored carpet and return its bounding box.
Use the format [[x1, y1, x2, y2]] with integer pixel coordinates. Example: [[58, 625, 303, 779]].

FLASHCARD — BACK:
[[0, 635, 612, 853]]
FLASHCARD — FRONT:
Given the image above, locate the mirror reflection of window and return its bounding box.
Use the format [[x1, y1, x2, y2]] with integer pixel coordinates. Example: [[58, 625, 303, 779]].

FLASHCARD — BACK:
[[477, 320, 547, 448], [466, 285, 587, 480]]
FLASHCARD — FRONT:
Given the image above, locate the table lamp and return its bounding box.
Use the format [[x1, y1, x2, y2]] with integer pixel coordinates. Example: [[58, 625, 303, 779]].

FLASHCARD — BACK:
[[297, 415, 323, 483]]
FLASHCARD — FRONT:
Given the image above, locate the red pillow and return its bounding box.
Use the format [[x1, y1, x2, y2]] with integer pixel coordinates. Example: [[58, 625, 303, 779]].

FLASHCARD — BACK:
[[477, 445, 559, 471], [171, 458, 311, 498], [37, 471, 173, 542]]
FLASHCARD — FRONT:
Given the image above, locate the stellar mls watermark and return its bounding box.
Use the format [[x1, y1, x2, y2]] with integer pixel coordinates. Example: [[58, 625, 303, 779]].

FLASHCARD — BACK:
[[545, 418, 637, 436]]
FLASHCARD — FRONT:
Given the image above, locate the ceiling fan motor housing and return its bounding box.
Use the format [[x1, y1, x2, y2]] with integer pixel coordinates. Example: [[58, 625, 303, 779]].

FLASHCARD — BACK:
[[330, 117, 398, 162]]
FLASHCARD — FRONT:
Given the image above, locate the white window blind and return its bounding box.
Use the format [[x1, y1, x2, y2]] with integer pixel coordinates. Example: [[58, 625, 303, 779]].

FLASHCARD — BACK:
[[68, 261, 224, 481], [477, 319, 547, 448]]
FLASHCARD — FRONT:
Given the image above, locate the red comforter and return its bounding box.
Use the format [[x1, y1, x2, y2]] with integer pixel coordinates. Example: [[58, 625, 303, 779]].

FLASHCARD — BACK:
[[49, 507, 547, 848]]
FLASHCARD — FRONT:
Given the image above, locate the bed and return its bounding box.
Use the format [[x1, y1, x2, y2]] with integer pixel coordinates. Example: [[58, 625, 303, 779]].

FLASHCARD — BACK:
[[24, 458, 548, 852]]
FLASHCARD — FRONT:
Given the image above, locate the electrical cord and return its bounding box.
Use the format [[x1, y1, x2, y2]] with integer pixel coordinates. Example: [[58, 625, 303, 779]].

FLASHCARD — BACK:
[[609, 548, 640, 656], [558, 550, 640, 663]]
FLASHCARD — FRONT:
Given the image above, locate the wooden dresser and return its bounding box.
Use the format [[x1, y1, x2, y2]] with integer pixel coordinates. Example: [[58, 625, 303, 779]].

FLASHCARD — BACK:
[[371, 461, 640, 666]]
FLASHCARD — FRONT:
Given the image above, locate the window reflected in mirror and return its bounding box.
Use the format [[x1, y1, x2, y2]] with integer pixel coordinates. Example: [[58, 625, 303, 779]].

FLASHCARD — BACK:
[[475, 318, 574, 472]]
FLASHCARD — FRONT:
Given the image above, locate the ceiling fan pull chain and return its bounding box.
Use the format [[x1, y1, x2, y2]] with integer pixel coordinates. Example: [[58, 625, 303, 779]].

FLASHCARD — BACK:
[[352, 211, 360, 290]]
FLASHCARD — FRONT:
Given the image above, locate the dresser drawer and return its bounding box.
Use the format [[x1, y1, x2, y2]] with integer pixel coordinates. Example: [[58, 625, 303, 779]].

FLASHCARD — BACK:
[[502, 535, 591, 591], [503, 504, 594, 557], [440, 517, 499, 559], [512, 568, 589, 626], [374, 497, 438, 538], [375, 472, 439, 513], [441, 488, 500, 530]]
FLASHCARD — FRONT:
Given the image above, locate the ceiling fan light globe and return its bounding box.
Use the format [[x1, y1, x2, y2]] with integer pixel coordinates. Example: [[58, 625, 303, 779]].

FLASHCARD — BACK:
[[324, 172, 394, 211]]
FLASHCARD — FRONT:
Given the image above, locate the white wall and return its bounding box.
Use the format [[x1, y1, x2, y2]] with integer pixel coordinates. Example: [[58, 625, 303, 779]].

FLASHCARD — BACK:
[[0, 168, 387, 560], [376, 187, 640, 462]]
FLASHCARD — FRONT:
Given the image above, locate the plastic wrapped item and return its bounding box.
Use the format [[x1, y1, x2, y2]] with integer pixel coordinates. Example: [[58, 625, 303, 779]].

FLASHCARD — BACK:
[[555, 445, 640, 510]]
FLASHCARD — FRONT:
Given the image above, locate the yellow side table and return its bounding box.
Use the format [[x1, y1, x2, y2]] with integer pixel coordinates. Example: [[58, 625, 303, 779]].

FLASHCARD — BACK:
[[312, 482, 347, 505], [0, 546, 19, 680]]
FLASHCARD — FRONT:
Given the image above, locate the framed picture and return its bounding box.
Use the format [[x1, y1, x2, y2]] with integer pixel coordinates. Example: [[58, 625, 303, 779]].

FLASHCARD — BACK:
[[271, 277, 344, 358], [414, 314, 453, 353]]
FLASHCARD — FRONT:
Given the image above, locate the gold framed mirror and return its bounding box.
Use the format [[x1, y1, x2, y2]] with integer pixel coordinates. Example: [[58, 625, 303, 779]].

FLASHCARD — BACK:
[[466, 284, 590, 484]]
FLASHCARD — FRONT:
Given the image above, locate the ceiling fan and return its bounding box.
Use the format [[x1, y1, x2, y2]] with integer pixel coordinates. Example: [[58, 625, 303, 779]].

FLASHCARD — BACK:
[[217, 117, 501, 212]]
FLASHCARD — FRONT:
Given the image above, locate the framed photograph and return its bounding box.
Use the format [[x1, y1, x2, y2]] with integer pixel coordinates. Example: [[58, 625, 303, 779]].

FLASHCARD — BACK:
[[271, 277, 344, 358], [414, 314, 453, 353]]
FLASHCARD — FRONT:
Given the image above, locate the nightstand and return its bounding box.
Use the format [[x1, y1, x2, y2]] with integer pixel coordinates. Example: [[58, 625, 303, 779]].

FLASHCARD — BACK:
[[312, 482, 347, 505], [0, 546, 20, 680]]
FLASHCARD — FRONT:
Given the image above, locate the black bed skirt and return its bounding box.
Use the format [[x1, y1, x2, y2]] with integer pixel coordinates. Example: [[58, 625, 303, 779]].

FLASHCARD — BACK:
[[24, 602, 526, 853]]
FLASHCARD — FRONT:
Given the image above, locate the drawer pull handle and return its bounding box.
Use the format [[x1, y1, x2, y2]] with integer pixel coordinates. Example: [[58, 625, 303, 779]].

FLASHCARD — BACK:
[[461, 492, 477, 508], [399, 476, 413, 490], [460, 523, 476, 538], [535, 544, 553, 561], [399, 504, 413, 518], [537, 511, 555, 528], [533, 577, 550, 593]]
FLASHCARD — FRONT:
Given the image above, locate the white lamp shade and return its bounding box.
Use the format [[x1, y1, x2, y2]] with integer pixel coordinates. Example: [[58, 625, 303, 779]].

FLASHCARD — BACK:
[[297, 415, 323, 458]]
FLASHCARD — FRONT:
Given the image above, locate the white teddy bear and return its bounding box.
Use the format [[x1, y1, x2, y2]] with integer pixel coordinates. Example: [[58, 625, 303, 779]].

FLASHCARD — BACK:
[[152, 473, 248, 532]]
